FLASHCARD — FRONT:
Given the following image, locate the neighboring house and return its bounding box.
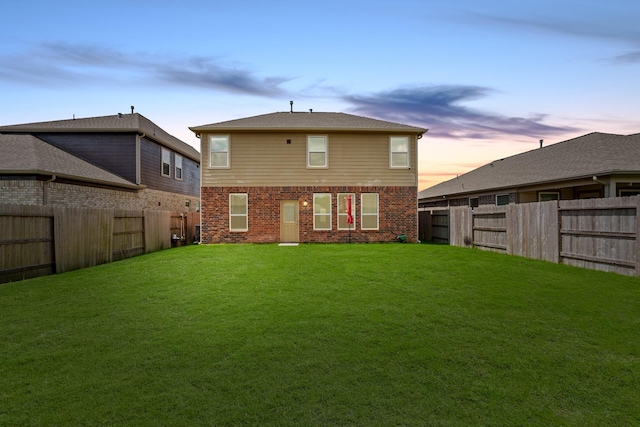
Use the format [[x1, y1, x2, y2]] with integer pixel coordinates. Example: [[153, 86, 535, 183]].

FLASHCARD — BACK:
[[190, 110, 427, 243], [0, 113, 200, 211], [419, 132, 640, 209]]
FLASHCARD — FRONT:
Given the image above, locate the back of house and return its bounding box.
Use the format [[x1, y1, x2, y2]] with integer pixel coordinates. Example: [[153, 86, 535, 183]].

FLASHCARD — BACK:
[[190, 110, 427, 243]]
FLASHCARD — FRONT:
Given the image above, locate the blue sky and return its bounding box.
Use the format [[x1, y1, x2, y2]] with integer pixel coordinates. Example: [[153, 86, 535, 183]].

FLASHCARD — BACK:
[[1, 0, 638, 190]]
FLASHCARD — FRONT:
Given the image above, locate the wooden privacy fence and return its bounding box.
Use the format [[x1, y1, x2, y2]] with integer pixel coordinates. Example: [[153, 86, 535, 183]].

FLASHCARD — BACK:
[[418, 209, 449, 243], [421, 196, 640, 276], [0, 205, 200, 284]]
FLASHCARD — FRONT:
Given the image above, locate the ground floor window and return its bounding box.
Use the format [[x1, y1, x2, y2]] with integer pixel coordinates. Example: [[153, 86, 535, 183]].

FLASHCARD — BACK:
[[229, 193, 248, 231], [538, 192, 559, 202], [313, 193, 332, 230], [361, 193, 379, 230], [496, 194, 510, 206], [337, 193, 355, 230]]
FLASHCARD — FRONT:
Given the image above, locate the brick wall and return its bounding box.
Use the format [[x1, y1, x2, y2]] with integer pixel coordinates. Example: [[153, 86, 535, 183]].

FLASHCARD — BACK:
[[201, 186, 417, 243], [0, 180, 199, 212]]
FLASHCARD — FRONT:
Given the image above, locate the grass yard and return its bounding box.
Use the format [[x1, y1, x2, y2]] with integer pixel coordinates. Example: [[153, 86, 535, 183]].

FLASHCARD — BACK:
[[1, 244, 639, 426]]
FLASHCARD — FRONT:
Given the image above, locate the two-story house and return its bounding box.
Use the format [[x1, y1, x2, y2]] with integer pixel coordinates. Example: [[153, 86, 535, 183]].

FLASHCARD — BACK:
[[190, 110, 427, 243], [0, 112, 200, 212]]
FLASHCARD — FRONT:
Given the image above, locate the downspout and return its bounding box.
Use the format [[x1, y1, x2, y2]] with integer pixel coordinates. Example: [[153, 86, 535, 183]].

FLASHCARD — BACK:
[[592, 176, 610, 197], [43, 175, 56, 205]]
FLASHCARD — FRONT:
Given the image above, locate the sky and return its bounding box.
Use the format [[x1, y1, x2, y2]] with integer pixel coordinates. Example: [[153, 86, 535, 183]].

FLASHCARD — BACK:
[[1, 0, 638, 190]]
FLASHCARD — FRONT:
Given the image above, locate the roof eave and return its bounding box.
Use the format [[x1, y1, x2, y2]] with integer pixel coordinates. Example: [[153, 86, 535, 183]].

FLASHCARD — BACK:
[[420, 171, 640, 201], [3, 170, 145, 190], [189, 126, 427, 134]]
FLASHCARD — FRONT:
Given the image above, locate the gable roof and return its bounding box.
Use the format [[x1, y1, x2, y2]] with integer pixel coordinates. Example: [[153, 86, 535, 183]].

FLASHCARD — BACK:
[[0, 113, 200, 162], [0, 134, 142, 189], [419, 132, 640, 199], [190, 112, 428, 134]]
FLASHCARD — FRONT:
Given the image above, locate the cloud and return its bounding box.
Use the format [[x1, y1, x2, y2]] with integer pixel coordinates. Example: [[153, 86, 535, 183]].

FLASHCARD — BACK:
[[155, 56, 290, 96], [343, 86, 577, 140], [462, 10, 640, 45], [460, 11, 640, 65], [612, 50, 640, 64], [0, 42, 290, 96]]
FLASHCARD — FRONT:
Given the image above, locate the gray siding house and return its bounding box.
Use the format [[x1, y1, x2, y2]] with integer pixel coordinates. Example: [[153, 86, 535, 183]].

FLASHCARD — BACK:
[[0, 113, 200, 211]]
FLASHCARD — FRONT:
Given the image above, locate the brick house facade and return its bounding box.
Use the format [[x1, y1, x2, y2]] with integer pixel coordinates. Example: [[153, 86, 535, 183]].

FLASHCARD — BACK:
[[191, 111, 427, 244]]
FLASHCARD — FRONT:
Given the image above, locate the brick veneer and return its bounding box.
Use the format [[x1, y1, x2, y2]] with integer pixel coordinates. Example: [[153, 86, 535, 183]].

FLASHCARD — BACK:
[[0, 180, 199, 212], [201, 186, 417, 243]]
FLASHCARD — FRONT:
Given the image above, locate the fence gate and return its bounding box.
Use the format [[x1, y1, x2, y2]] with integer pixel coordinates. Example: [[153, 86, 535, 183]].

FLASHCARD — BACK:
[[418, 210, 450, 244]]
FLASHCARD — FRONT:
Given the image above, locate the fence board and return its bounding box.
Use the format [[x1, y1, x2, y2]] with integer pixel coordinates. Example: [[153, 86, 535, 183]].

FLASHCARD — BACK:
[[559, 197, 637, 275], [55, 207, 114, 274], [144, 210, 171, 253], [0, 205, 55, 282], [113, 210, 145, 261]]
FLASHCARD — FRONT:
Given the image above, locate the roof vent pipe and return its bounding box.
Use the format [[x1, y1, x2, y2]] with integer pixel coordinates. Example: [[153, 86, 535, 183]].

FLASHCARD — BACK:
[[131, 105, 135, 114], [289, 100, 293, 113], [309, 109, 313, 113], [539, 139, 543, 148]]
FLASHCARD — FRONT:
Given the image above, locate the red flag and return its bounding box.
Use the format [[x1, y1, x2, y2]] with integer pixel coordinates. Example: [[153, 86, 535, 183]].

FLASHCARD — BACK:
[[346, 194, 354, 224]]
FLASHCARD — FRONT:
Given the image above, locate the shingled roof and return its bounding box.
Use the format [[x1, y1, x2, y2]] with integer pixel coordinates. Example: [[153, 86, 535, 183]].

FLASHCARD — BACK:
[[190, 112, 428, 134], [419, 132, 640, 199], [0, 113, 200, 161], [0, 134, 142, 189]]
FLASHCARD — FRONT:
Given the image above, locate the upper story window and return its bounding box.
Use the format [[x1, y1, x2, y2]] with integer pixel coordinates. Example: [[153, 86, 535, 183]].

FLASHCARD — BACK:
[[161, 147, 171, 177], [210, 135, 230, 168], [307, 136, 328, 168], [175, 154, 183, 180], [390, 136, 409, 168]]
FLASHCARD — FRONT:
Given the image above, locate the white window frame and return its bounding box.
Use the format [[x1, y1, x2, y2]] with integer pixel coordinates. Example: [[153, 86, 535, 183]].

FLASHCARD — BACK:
[[229, 193, 248, 232], [313, 193, 332, 230], [361, 193, 379, 230], [337, 193, 356, 230], [307, 135, 328, 168], [209, 135, 230, 168], [390, 136, 409, 168], [175, 154, 183, 181], [161, 147, 171, 177], [538, 192, 559, 202]]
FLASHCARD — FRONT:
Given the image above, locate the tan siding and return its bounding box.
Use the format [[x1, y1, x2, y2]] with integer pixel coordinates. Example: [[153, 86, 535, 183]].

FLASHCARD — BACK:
[[201, 132, 418, 187]]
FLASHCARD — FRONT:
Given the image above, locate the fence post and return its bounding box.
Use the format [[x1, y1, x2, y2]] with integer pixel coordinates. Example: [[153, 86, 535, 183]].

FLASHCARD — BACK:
[[636, 197, 640, 276]]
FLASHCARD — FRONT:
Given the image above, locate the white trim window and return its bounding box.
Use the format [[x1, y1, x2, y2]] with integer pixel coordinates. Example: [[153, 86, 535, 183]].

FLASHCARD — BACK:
[[337, 193, 356, 230], [361, 193, 379, 230], [539, 192, 559, 202], [307, 135, 328, 168], [229, 193, 248, 232], [210, 135, 230, 168], [313, 193, 332, 230], [175, 154, 183, 180], [390, 136, 409, 168], [161, 147, 171, 177]]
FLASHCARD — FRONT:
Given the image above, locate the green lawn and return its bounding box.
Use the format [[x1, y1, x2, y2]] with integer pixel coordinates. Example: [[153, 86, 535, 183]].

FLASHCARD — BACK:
[[1, 244, 639, 426]]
